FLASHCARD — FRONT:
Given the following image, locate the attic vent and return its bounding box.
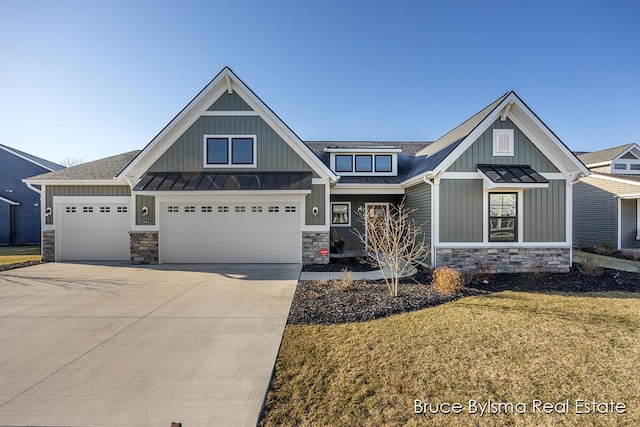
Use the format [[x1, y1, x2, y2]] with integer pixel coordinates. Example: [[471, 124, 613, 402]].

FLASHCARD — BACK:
[[493, 129, 514, 156]]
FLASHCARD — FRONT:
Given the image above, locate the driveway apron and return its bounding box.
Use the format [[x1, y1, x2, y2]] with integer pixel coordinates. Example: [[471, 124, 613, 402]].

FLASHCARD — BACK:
[[0, 262, 300, 426]]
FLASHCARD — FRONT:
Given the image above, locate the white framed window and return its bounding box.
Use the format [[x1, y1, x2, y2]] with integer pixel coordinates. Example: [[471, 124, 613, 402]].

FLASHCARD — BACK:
[[100, 206, 110, 213], [614, 163, 628, 170], [488, 193, 518, 242], [201, 206, 212, 213], [235, 206, 246, 213], [268, 206, 279, 213], [66, 206, 76, 213], [167, 206, 178, 213], [493, 129, 514, 156], [203, 135, 257, 168], [117, 206, 127, 213], [218, 206, 229, 213], [285, 206, 296, 213], [251, 206, 262, 213], [329, 150, 399, 176], [184, 206, 195, 213], [331, 202, 351, 226], [83, 206, 93, 213]]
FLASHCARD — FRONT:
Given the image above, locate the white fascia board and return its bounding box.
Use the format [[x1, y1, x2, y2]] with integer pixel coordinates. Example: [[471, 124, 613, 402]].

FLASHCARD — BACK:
[[53, 196, 131, 204], [585, 161, 612, 168], [325, 148, 402, 153], [590, 173, 640, 187], [401, 171, 435, 188], [134, 190, 311, 197], [0, 145, 57, 172], [331, 185, 405, 195], [0, 195, 19, 205], [23, 179, 129, 186], [617, 193, 640, 199]]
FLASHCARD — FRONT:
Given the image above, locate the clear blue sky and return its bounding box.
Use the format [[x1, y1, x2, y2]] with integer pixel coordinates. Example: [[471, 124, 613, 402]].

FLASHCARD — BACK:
[[1, 0, 639, 164]]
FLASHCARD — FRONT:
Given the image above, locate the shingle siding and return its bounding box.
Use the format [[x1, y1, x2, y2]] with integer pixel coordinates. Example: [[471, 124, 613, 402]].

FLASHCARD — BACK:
[[620, 199, 640, 249], [404, 182, 431, 253]]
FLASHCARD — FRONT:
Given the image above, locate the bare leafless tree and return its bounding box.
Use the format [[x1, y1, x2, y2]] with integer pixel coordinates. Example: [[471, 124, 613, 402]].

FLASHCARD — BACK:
[[59, 157, 85, 167], [352, 201, 430, 297]]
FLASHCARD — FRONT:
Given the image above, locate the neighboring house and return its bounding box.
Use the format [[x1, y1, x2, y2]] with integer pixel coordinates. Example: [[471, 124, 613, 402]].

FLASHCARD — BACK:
[[0, 144, 63, 245], [574, 143, 640, 250], [24, 67, 589, 272]]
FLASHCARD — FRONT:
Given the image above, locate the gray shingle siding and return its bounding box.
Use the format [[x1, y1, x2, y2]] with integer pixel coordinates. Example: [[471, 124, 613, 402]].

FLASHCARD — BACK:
[[404, 183, 431, 259]]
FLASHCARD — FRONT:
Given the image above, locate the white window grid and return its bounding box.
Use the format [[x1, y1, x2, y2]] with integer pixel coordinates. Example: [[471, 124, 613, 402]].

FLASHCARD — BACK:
[[83, 206, 93, 213], [235, 206, 246, 213], [100, 206, 111, 213], [285, 206, 296, 213], [251, 206, 263, 213], [117, 206, 128, 213], [268, 206, 280, 213], [201, 206, 212, 213], [218, 206, 229, 213]]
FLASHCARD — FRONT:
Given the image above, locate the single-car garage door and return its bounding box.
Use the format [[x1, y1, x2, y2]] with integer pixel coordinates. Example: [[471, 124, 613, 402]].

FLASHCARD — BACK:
[[57, 202, 131, 261], [161, 201, 301, 263]]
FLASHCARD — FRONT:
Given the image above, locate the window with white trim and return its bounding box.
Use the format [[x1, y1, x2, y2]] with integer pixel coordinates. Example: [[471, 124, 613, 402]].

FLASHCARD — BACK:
[[184, 206, 195, 213], [167, 206, 178, 213], [488, 193, 517, 242], [331, 202, 351, 226], [117, 206, 127, 213], [251, 206, 262, 213], [493, 129, 514, 156], [218, 206, 229, 213], [614, 163, 628, 170], [285, 206, 296, 213], [100, 206, 110, 213], [83, 206, 93, 213], [329, 151, 399, 176], [66, 206, 76, 213], [268, 206, 279, 213], [201, 206, 212, 213], [235, 206, 246, 213], [204, 135, 256, 167]]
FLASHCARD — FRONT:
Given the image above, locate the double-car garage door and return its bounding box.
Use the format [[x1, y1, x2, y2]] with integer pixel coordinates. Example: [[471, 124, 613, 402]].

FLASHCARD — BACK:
[[56, 199, 302, 263], [161, 201, 301, 263]]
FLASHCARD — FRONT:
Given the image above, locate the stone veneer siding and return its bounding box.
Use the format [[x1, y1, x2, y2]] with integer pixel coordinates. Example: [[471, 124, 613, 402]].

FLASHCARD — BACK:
[[436, 247, 570, 273], [302, 232, 330, 265], [130, 231, 159, 265], [42, 231, 55, 262]]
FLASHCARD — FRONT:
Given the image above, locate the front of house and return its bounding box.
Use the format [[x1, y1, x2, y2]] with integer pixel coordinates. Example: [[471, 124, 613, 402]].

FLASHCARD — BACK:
[[25, 68, 588, 272]]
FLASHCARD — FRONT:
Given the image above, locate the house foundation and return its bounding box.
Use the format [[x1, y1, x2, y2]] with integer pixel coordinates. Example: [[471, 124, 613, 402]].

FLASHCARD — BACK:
[[436, 246, 571, 273], [41, 230, 55, 262], [130, 231, 159, 264]]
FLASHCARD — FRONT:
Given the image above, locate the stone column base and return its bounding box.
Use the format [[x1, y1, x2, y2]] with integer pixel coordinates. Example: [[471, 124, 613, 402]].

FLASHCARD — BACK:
[[130, 231, 159, 265], [302, 232, 330, 265], [436, 246, 570, 273], [41, 231, 55, 262]]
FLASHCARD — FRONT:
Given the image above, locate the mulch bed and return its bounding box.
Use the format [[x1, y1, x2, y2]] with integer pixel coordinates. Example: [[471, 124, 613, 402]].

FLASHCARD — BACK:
[[288, 265, 640, 326], [578, 245, 640, 262], [301, 257, 378, 272]]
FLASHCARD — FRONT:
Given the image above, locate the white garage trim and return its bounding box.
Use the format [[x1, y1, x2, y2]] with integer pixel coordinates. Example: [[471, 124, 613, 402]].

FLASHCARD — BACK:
[[54, 196, 132, 262], [156, 194, 305, 264]]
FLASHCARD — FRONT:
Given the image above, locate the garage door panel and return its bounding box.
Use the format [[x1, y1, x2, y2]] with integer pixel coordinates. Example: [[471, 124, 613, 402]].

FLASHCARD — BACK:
[[161, 201, 301, 263], [58, 203, 130, 261]]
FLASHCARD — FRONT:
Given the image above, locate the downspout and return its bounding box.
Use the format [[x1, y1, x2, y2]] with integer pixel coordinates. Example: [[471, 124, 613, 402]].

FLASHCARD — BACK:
[[423, 176, 436, 267]]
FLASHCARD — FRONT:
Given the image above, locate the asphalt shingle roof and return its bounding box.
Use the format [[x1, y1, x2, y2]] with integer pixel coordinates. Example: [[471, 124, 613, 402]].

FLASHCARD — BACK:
[[305, 141, 431, 156], [27, 150, 141, 180], [577, 144, 635, 166]]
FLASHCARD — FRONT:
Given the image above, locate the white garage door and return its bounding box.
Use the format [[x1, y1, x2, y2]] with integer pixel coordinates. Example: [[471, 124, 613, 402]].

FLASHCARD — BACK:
[[161, 201, 301, 263], [57, 202, 131, 261]]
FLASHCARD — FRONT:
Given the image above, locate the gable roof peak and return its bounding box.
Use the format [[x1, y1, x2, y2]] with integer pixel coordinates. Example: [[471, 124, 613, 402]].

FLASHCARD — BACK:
[[577, 143, 638, 166]]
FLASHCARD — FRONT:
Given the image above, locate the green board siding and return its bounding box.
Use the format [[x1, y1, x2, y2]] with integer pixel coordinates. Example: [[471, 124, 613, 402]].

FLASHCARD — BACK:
[[305, 184, 326, 226], [523, 180, 565, 242], [447, 118, 559, 173], [148, 116, 314, 174], [439, 180, 483, 242], [207, 92, 253, 111], [45, 185, 131, 225], [620, 199, 640, 249], [135, 195, 156, 225], [330, 195, 400, 252], [404, 183, 431, 251]]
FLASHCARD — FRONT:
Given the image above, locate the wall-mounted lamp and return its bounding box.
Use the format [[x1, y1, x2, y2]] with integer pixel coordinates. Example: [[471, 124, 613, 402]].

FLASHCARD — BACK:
[[44, 207, 52, 217], [141, 206, 149, 217], [312, 207, 319, 217]]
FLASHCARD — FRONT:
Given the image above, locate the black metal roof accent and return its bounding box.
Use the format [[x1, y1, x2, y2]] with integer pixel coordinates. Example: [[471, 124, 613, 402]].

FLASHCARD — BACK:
[[134, 172, 312, 191], [477, 164, 549, 184]]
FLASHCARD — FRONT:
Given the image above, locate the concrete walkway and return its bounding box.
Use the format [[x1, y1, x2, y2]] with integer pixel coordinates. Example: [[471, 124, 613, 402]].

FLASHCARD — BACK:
[[0, 262, 300, 427], [573, 250, 640, 273]]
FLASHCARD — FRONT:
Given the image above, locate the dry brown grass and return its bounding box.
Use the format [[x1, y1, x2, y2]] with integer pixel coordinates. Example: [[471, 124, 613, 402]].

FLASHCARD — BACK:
[[578, 253, 603, 276], [0, 245, 41, 266], [431, 267, 464, 294], [333, 268, 352, 291], [261, 291, 640, 426]]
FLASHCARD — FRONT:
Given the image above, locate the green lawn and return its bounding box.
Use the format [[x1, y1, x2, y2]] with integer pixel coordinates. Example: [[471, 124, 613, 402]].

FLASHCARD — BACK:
[[0, 245, 41, 266], [260, 291, 640, 426]]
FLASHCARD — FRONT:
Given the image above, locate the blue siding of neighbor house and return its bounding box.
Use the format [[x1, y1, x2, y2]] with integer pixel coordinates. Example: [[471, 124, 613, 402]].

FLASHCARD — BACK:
[[0, 148, 56, 244]]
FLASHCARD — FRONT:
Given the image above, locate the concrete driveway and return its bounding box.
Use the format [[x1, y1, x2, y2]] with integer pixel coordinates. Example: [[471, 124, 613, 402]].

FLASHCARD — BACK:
[[0, 262, 300, 427]]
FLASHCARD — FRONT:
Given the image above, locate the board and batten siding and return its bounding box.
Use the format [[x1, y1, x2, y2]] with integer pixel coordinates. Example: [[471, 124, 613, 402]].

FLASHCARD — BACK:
[[523, 180, 565, 242], [329, 195, 400, 252], [148, 116, 315, 175], [305, 184, 325, 226], [439, 179, 483, 242], [447, 118, 559, 173], [573, 176, 640, 248], [135, 195, 156, 226], [207, 91, 253, 111], [45, 186, 131, 225], [620, 199, 640, 249], [404, 183, 431, 252]]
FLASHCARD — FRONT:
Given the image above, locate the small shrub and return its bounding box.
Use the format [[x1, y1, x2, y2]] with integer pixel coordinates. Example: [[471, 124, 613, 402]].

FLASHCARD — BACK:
[[532, 263, 550, 280], [308, 291, 321, 299], [431, 267, 464, 295], [333, 268, 352, 291], [596, 244, 613, 256], [461, 270, 476, 286], [578, 254, 602, 276], [317, 279, 329, 286], [475, 263, 494, 281]]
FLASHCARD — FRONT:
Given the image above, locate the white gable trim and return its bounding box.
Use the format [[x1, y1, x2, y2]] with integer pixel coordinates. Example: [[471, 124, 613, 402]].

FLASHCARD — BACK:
[[613, 143, 640, 161], [0, 145, 58, 172], [117, 68, 336, 183], [589, 173, 640, 187], [430, 93, 589, 178], [0, 195, 19, 206]]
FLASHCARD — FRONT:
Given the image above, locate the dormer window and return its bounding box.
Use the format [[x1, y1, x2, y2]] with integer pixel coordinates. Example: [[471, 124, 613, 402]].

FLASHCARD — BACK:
[[328, 148, 400, 176]]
